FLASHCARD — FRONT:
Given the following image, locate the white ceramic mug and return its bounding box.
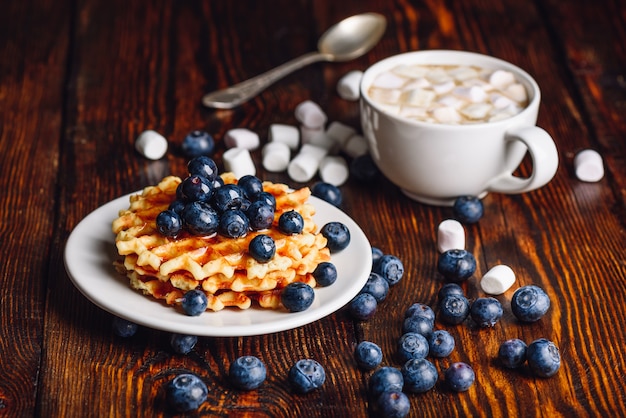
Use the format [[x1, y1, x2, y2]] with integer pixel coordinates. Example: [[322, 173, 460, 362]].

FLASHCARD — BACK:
[[359, 50, 559, 206]]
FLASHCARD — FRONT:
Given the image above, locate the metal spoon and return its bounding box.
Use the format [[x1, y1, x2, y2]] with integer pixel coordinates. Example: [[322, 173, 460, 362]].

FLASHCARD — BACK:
[[202, 13, 387, 109]]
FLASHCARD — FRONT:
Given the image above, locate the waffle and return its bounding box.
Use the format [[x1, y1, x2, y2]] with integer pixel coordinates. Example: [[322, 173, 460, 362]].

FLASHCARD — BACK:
[[112, 173, 331, 312]]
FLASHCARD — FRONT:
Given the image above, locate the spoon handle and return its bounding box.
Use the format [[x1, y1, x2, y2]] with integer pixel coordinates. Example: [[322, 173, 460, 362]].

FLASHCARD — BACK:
[[202, 52, 329, 109]]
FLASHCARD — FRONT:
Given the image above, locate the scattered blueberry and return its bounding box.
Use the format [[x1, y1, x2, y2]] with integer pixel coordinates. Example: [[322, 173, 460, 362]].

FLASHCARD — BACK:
[[373, 254, 404, 286], [112, 316, 138, 337], [359, 272, 389, 302], [371, 247, 384, 269], [156, 209, 183, 237], [288, 359, 326, 394], [437, 283, 465, 301], [438, 294, 471, 325], [369, 366, 404, 398], [187, 156, 218, 181], [170, 334, 198, 355], [350, 153, 379, 182], [376, 391, 410, 418], [498, 338, 528, 369], [181, 201, 219, 236], [402, 315, 434, 337], [218, 209, 250, 238], [181, 289, 208, 316], [445, 362, 475, 392], [312, 261, 337, 287], [404, 302, 435, 323], [278, 210, 305, 235], [211, 184, 245, 212], [437, 249, 476, 282], [526, 338, 561, 377], [248, 234, 276, 263], [281, 282, 315, 312], [311, 182, 342, 207], [320, 221, 351, 252], [511, 285, 551, 322], [246, 200, 275, 231], [238, 175, 264, 199], [397, 332, 429, 363], [470, 297, 503, 327], [354, 341, 383, 370], [428, 330, 455, 358], [453, 195, 484, 224], [229, 355, 267, 390], [182, 130, 215, 158], [401, 358, 438, 393], [348, 293, 378, 321], [165, 373, 208, 412]]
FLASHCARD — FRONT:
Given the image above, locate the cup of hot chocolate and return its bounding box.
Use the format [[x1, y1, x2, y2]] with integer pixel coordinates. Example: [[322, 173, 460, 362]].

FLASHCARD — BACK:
[[359, 50, 559, 206]]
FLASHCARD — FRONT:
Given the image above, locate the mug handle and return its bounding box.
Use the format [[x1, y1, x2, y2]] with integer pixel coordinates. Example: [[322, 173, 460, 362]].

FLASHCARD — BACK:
[[487, 126, 559, 194]]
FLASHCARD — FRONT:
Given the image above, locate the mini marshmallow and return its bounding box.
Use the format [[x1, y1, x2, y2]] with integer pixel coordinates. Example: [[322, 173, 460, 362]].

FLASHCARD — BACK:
[[453, 86, 487, 103], [432, 80, 455, 95], [295, 100, 327, 128], [135, 130, 168, 160], [223, 147, 256, 178], [489, 70, 516, 89], [480, 265, 516, 295], [460, 103, 493, 120], [371, 72, 406, 89], [425, 68, 451, 84], [337, 70, 363, 101], [368, 88, 402, 104], [403, 77, 431, 89], [448, 66, 479, 81], [307, 131, 336, 152], [574, 149, 604, 182], [343, 134, 369, 158], [325, 121, 356, 148], [433, 106, 461, 124], [269, 124, 299, 150], [288, 153, 323, 183], [401, 88, 437, 107], [319, 155, 349, 186], [503, 83, 528, 103], [300, 125, 324, 145], [224, 128, 260, 150], [490, 93, 515, 109], [391, 64, 429, 78], [262, 141, 291, 172], [437, 219, 465, 253]]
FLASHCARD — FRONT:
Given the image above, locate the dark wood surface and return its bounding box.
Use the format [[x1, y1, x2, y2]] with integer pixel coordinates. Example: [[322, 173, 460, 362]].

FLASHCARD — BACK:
[[1, 0, 625, 416]]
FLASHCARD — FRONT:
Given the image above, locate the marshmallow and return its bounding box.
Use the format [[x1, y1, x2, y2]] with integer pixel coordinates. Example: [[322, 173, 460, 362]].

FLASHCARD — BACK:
[[325, 121, 356, 148], [223, 147, 256, 178], [337, 70, 363, 101], [224, 128, 260, 150], [488, 70, 516, 89], [480, 265, 516, 295], [391, 64, 429, 78], [371, 72, 406, 89], [287, 144, 328, 183], [307, 131, 336, 152], [432, 80, 455, 95], [437, 219, 465, 252], [262, 141, 291, 172], [574, 149, 604, 182], [503, 83, 528, 103], [343, 134, 369, 158], [401, 88, 436, 107], [453, 86, 487, 103], [319, 156, 349, 186], [368, 87, 402, 104], [448, 66, 479, 81], [300, 125, 324, 145], [135, 130, 168, 160], [295, 100, 327, 128], [460, 103, 493, 120], [269, 124, 299, 150], [433, 106, 461, 124]]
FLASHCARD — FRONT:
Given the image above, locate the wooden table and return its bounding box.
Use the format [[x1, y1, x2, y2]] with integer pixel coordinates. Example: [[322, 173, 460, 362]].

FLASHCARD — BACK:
[[2, 0, 625, 416]]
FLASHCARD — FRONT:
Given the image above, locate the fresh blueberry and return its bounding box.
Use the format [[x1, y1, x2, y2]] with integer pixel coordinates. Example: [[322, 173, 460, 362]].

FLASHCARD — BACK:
[[168, 199, 186, 215], [311, 182, 342, 207], [248, 234, 276, 263], [437, 249, 476, 282], [278, 210, 304, 235], [218, 209, 250, 238], [245, 200, 275, 231], [170, 334, 198, 355], [348, 293, 377, 321], [498, 338, 527, 368], [376, 391, 410, 418], [402, 315, 434, 337], [373, 254, 404, 286], [453, 196, 484, 224], [187, 156, 219, 181], [156, 209, 183, 237], [354, 341, 383, 370], [359, 272, 389, 302], [281, 282, 315, 312], [288, 359, 325, 394], [181, 201, 219, 236], [320, 221, 351, 252], [511, 285, 551, 322], [350, 153, 379, 182], [229, 355, 267, 390], [255, 191, 276, 211], [180, 175, 213, 202], [238, 175, 264, 199], [438, 294, 471, 325], [371, 247, 384, 269], [428, 330, 455, 358], [397, 332, 429, 363], [312, 261, 337, 287], [181, 130, 215, 158], [211, 184, 245, 212], [404, 302, 435, 323], [181, 289, 208, 316], [112, 316, 138, 337], [401, 358, 438, 393], [165, 373, 208, 412], [527, 338, 561, 377], [368, 366, 404, 397], [470, 297, 503, 327], [437, 283, 465, 301], [445, 362, 475, 392]]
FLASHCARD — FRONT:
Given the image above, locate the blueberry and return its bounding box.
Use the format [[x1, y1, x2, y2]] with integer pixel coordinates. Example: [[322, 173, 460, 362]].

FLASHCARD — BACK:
[[211, 184, 245, 212], [376, 391, 410, 418], [498, 338, 527, 368], [182, 130, 215, 158], [404, 302, 435, 323], [401, 358, 438, 393], [187, 156, 219, 181], [445, 362, 475, 392], [112, 316, 138, 337], [168, 199, 186, 215], [359, 272, 389, 302], [281, 282, 315, 312], [428, 330, 455, 358], [181, 289, 208, 316], [165, 373, 208, 412], [437, 283, 465, 301], [350, 153, 379, 182], [470, 297, 503, 327], [369, 366, 404, 397], [255, 191, 276, 211], [288, 359, 325, 394], [170, 334, 198, 355], [246, 200, 275, 231], [371, 247, 384, 269], [437, 249, 476, 282], [348, 293, 377, 321], [229, 355, 267, 390], [453, 196, 484, 224], [156, 209, 183, 237], [511, 285, 551, 322], [402, 315, 434, 337], [354, 341, 383, 370], [278, 210, 304, 235], [238, 175, 264, 199], [180, 175, 213, 203], [248, 234, 276, 263], [218, 209, 249, 238], [397, 332, 429, 363], [438, 294, 471, 325], [312, 261, 337, 287], [527, 338, 560, 377], [182, 201, 219, 236], [311, 182, 342, 207], [373, 254, 404, 286], [320, 221, 351, 252]]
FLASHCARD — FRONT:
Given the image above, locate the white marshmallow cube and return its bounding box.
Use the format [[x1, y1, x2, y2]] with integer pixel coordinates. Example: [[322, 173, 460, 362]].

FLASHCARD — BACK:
[[574, 149, 604, 182], [262, 141, 291, 172], [269, 124, 300, 150], [224, 128, 260, 150], [295, 100, 327, 128], [223, 147, 256, 179], [325, 121, 356, 148], [480, 265, 516, 295], [337, 70, 363, 101], [343, 134, 369, 158], [437, 219, 465, 253], [135, 130, 168, 160], [319, 155, 349, 186]]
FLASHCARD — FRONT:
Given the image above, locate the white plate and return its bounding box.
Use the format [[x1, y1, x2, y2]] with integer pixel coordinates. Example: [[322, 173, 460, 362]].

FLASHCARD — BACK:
[[64, 192, 372, 337]]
